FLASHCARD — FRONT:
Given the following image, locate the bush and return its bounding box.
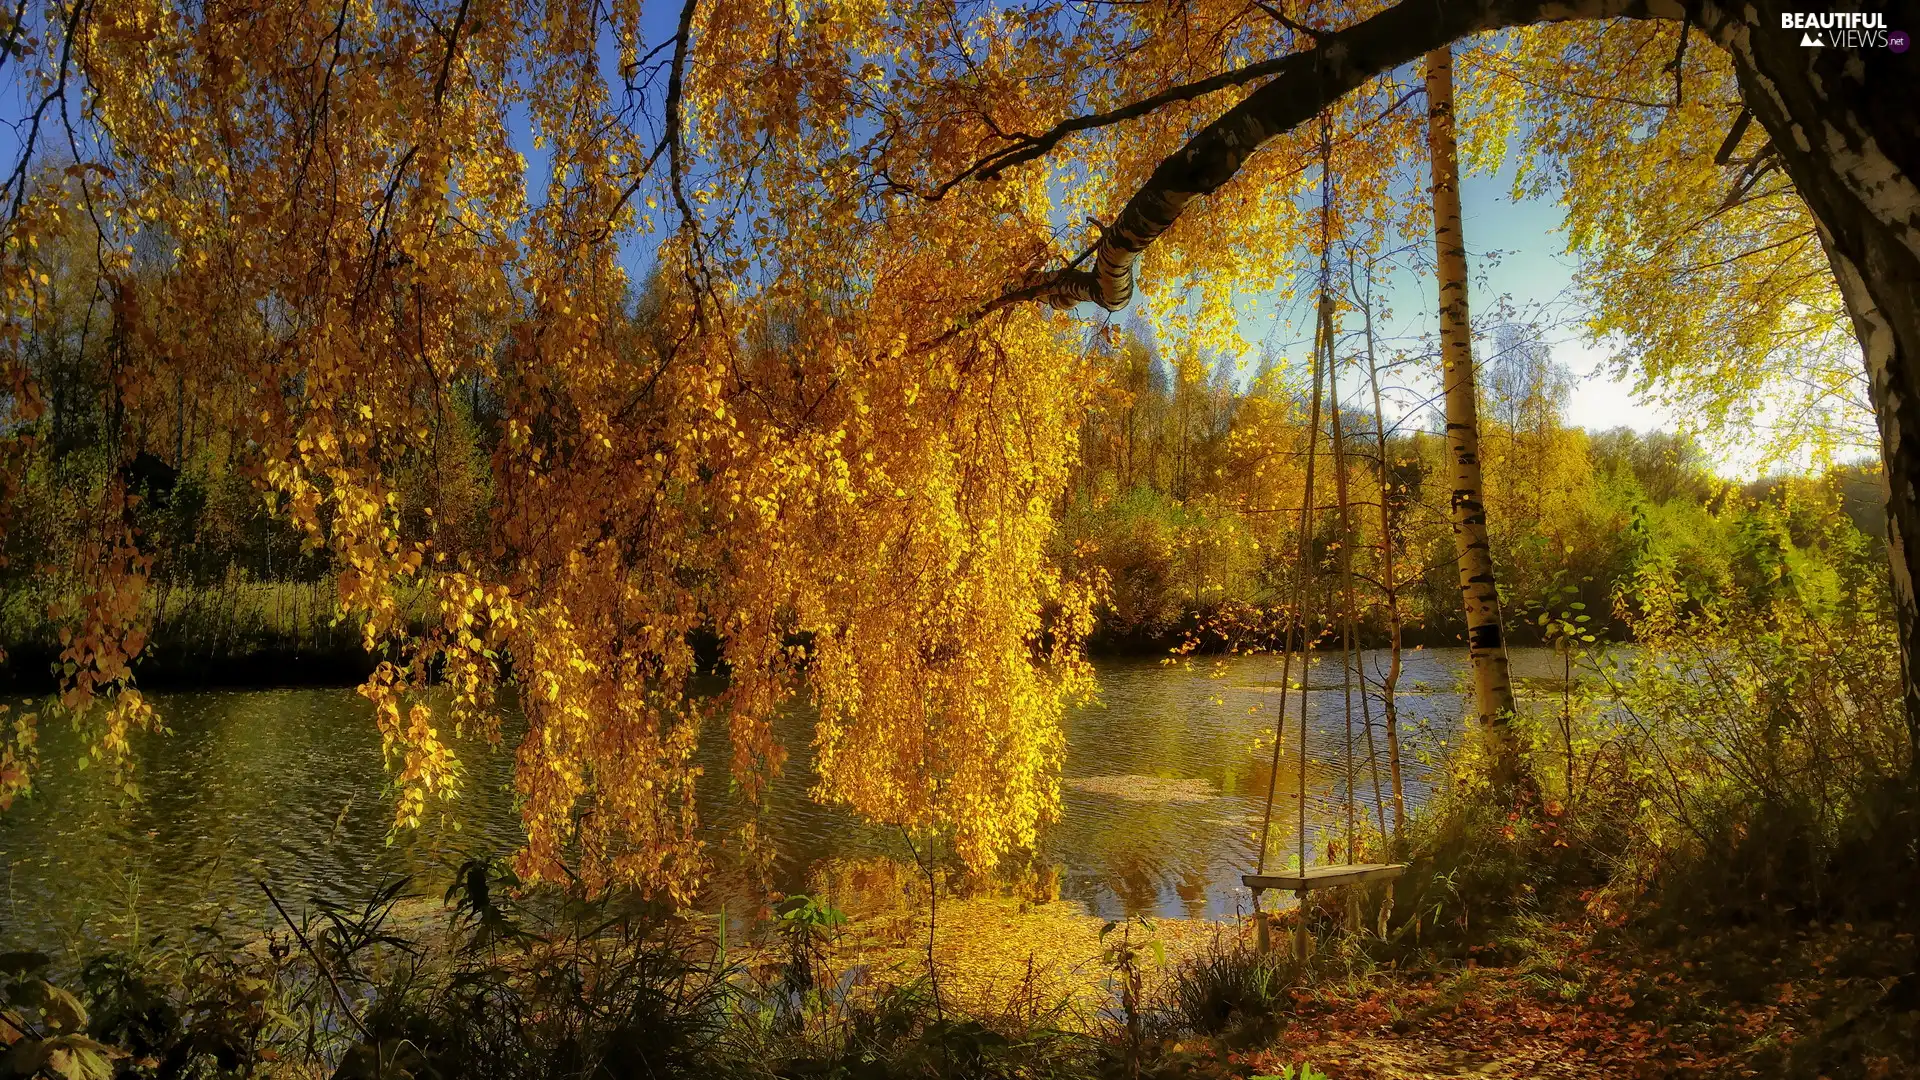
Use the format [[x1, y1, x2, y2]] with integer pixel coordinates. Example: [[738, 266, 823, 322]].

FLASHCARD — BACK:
[[1602, 559, 1911, 928], [1162, 931, 1293, 1036], [1371, 563, 1916, 1075]]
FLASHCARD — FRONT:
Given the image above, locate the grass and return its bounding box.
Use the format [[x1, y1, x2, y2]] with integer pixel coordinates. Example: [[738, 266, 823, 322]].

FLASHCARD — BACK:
[[1162, 928, 1296, 1038], [0, 573, 450, 690], [0, 864, 1303, 1080]]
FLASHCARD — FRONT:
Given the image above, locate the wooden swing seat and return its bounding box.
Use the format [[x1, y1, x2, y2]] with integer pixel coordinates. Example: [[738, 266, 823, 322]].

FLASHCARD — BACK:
[[1243, 862, 1406, 893]]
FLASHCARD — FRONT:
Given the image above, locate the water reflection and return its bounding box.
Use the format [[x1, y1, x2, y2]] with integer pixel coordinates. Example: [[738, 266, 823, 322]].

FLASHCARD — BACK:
[[1, 648, 1582, 951]]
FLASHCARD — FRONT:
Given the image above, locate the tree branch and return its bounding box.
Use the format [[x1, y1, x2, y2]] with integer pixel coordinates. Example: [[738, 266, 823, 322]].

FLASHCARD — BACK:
[[1252, 0, 1325, 43], [904, 53, 1315, 200], [664, 0, 709, 327], [1713, 106, 1752, 165], [1024, 0, 1688, 311], [431, 0, 472, 109]]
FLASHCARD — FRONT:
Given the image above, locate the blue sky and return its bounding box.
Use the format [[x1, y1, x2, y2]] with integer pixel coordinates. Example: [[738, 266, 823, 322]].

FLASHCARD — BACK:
[[1414, 165, 1669, 437], [1222, 158, 1671, 440]]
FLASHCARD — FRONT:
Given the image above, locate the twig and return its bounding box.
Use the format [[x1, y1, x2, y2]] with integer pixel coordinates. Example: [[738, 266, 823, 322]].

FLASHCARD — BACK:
[[1663, 15, 1690, 108], [325, 795, 356, 846], [257, 880, 376, 1042], [899, 828, 944, 1019], [1252, 0, 1323, 42], [892, 51, 1317, 200]]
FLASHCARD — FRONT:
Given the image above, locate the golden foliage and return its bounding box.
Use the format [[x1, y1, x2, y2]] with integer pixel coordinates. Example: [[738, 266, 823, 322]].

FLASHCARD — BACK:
[[0, 0, 1112, 898], [1462, 21, 1867, 459]]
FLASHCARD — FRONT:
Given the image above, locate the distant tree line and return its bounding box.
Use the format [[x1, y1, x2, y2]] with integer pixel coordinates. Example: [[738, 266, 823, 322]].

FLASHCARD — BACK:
[[1054, 320, 1886, 653]]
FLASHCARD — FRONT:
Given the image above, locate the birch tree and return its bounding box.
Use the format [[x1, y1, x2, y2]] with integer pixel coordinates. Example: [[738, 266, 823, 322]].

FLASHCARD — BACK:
[[1426, 45, 1520, 784]]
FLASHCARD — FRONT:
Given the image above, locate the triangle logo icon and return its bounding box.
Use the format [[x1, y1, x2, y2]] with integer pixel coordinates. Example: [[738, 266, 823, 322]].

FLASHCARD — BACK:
[[1800, 31, 1824, 45]]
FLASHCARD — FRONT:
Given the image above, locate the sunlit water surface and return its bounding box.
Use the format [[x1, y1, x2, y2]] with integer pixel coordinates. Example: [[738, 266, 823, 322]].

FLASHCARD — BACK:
[[1, 648, 1585, 951]]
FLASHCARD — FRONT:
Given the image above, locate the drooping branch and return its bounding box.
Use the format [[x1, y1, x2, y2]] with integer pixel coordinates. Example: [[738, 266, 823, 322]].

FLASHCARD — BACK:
[[1025, 0, 1688, 310], [664, 0, 698, 229]]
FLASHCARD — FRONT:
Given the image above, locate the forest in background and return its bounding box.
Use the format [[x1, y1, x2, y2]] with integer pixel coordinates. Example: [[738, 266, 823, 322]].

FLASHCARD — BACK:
[[0, 224, 1890, 686], [1060, 318, 1887, 653]]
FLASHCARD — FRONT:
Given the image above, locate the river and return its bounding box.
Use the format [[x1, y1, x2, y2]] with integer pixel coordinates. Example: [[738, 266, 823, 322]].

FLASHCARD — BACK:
[[0, 647, 1583, 954]]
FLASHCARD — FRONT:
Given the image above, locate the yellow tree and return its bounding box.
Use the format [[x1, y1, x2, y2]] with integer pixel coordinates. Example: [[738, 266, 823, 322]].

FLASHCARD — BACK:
[[958, 0, 1919, 776], [1469, 22, 1875, 465], [0, 0, 1099, 900]]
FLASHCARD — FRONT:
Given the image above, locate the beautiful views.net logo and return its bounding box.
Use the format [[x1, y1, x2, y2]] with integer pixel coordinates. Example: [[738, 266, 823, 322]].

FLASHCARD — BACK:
[[1780, 11, 1901, 48]]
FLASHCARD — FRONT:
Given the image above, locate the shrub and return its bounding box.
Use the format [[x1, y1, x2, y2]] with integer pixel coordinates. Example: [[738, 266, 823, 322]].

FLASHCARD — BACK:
[[1162, 930, 1292, 1036]]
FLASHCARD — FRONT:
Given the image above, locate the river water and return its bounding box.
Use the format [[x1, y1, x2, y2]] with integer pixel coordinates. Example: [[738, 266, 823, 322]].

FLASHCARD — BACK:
[[0, 648, 1580, 953]]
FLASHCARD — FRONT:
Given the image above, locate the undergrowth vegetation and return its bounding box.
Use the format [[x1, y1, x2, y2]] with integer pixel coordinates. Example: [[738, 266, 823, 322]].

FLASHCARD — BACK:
[[1377, 564, 1917, 1076], [0, 865, 1346, 1080]]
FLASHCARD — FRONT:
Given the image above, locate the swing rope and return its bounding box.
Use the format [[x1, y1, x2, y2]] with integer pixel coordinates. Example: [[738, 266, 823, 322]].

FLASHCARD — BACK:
[[1331, 271, 1390, 852], [1305, 107, 1338, 888], [1299, 294, 1330, 888], [1251, 292, 1326, 887], [1247, 108, 1405, 929], [1331, 329, 1358, 866], [1252, 108, 1338, 901], [1328, 245, 1390, 854]]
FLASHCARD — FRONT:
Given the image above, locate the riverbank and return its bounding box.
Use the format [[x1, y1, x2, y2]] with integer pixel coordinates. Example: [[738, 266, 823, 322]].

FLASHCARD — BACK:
[[0, 575, 379, 693], [4, 835, 1907, 1080], [1226, 910, 1908, 1079], [0, 599, 1585, 695], [0, 641, 379, 692]]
